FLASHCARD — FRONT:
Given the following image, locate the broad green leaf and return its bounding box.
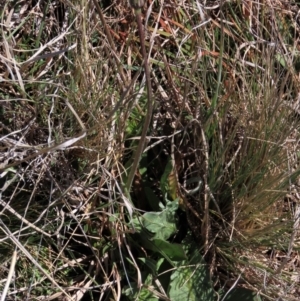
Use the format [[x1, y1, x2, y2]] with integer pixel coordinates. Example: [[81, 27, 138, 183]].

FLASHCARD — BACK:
[[142, 200, 178, 240], [131, 216, 143, 232], [168, 249, 214, 300], [151, 239, 186, 261], [132, 228, 185, 262], [129, 229, 175, 266]]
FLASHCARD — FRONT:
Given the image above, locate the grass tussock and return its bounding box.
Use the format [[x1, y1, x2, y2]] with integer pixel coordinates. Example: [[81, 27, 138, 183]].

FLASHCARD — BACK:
[[1, 0, 300, 300]]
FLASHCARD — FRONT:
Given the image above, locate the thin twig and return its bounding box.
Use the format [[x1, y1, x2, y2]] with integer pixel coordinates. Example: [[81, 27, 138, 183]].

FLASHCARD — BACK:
[[126, 0, 153, 192]]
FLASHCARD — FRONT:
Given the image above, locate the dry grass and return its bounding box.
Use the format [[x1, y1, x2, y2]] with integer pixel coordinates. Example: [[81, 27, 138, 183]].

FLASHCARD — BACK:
[[1, 0, 300, 300]]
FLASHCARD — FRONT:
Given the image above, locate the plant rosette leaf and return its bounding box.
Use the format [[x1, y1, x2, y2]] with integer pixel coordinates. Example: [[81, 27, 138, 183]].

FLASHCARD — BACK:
[[142, 200, 178, 240], [151, 238, 187, 261], [168, 250, 215, 300]]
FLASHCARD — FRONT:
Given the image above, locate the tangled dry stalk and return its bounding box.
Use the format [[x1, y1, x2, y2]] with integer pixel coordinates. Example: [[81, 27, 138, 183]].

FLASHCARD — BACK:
[[1, 0, 300, 300]]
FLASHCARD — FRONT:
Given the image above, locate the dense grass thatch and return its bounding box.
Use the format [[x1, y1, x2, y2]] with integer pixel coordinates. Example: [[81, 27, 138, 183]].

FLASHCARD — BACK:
[[1, 1, 300, 300]]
